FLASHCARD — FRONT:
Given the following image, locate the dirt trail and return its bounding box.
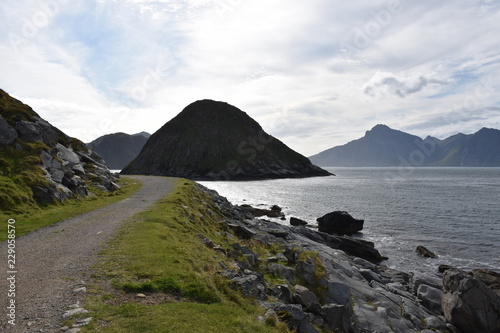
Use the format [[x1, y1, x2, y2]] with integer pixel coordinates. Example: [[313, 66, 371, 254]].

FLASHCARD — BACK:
[[0, 176, 177, 332]]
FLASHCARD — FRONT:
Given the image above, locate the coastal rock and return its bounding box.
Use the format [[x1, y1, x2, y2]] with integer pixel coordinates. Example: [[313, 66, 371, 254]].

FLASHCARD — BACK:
[[230, 274, 267, 300], [290, 217, 308, 226], [294, 285, 320, 308], [195, 184, 465, 332], [121, 99, 332, 180], [442, 269, 500, 333], [293, 226, 383, 263], [321, 304, 351, 332], [416, 245, 438, 258], [417, 284, 443, 314], [240, 204, 284, 218], [316, 211, 364, 235], [470, 268, 500, 291]]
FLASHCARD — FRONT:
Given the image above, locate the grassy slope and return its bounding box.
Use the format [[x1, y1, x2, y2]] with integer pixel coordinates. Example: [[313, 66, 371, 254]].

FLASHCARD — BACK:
[[0, 88, 90, 212], [0, 177, 142, 242], [81, 179, 289, 333]]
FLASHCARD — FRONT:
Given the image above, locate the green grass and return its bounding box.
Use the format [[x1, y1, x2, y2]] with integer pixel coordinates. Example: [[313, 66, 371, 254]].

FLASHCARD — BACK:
[[82, 179, 289, 333], [0, 177, 142, 242]]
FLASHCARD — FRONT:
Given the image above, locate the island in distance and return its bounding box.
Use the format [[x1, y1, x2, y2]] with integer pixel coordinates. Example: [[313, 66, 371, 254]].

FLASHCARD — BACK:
[[87, 132, 150, 170], [121, 99, 332, 180], [309, 124, 500, 167]]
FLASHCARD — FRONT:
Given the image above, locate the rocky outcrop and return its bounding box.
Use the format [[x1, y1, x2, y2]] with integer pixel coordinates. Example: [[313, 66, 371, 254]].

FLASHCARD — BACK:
[[290, 217, 308, 226], [442, 269, 500, 333], [121, 100, 332, 180], [240, 204, 285, 219], [317, 211, 364, 235], [199, 185, 465, 332], [416, 245, 438, 258], [0, 89, 118, 210]]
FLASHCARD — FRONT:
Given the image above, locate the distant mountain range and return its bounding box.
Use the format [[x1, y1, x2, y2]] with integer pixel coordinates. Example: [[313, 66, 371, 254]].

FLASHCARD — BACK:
[[309, 124, 500, 167], [87, 132, 150, 169]]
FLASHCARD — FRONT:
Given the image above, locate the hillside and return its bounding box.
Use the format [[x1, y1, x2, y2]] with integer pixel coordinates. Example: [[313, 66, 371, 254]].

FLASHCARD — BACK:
[[87, 132, 150, 169], [121, 99, 331, 180], [309, 125, 500, 167], [0, 89, 118, 212]]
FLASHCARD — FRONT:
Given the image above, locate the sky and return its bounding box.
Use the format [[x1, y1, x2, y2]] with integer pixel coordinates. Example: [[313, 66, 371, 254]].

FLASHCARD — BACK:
[[1, 0, 500, 156]]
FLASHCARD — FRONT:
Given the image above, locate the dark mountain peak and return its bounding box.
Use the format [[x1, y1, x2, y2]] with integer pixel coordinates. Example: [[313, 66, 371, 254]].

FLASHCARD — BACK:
[[475, 127, 499, 136], [121, 100, 331, 180], [310, 125, 500, 167], [87, 132, 150, 169], [368, 124, 392, 133], [134, 131, 151, 138], [364, 124, 421, 142], [424, 135, 440, 142]]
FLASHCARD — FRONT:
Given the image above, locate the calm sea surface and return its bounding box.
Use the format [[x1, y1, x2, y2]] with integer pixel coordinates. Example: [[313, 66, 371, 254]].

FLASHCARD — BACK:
[[200, 167, 500, 273]]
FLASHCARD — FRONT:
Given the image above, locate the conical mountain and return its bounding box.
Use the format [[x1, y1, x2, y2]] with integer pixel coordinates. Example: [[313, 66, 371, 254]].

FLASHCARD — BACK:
[[121, 100, 331, 180]]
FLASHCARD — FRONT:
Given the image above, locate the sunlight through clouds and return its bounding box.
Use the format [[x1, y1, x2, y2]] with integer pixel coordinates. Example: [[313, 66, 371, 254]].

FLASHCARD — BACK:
[[1, 0, 500, 155]]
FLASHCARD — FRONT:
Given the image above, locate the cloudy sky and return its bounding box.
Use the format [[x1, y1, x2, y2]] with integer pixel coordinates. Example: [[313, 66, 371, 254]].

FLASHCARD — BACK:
[[1, 0, 500, 156]]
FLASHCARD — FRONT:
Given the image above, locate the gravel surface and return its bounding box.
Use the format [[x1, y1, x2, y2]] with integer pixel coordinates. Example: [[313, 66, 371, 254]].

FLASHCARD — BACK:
[[0, 176, 177, 332]]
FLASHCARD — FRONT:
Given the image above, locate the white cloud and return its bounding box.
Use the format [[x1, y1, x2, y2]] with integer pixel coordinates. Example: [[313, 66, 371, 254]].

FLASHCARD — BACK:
[[363, 71, 451, 98], [1, 0, 500, 156]]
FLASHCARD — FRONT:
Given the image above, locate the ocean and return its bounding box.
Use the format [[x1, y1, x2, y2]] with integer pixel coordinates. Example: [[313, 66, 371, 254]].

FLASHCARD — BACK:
[[200, 167, 500, 274]]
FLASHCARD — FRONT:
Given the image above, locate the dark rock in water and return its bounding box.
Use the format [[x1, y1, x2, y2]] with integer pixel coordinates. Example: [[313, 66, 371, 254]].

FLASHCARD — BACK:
[[416, 245, 438, 258], [438, 264, 455, 273], [240, 204, 284, 218], [316, 211, 364, 235], [121, 99, 332, 180], [442, 269, 500, 333], [290, 217, 308, 226]]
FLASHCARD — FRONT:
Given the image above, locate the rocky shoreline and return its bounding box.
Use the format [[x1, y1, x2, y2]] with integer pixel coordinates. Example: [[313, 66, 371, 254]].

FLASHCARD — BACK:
[[197, 184, 500, 333]]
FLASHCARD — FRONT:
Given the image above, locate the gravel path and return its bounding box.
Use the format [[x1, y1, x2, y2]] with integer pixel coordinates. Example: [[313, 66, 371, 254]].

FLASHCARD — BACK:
[[0, 176, 177, 332]]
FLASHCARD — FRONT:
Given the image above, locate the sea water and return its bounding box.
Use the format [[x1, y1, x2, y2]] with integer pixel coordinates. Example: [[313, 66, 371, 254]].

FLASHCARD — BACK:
[[200, 167, 500, 274]]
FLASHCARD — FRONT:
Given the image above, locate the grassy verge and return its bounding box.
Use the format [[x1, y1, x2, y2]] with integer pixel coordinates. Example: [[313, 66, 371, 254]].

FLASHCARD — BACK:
[[0, 177, 142, 242], [81, 179, 289, 333]]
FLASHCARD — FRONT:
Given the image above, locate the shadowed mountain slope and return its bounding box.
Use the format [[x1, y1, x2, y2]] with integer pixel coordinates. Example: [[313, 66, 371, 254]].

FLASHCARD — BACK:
[[121, 100, 331, 180], [87, 132, 150, 169]]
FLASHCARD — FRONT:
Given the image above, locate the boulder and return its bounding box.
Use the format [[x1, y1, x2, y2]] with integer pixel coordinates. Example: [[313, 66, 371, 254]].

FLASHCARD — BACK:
[[322, 304, 351, 332], [230, 274, 267, 300], [442, 269, 500, 333], [271, 303, 313, 331], [416, 245, 438, 258], [0, 115, 18, 145], [294, 285, 320, 308], [470, 268, 500, 291], [15, 120, 42, 142], [316, 211, 363, 235], [290, 217, 308, 226], [240, 204, 284, 218], [417, 284, 443, 314]]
